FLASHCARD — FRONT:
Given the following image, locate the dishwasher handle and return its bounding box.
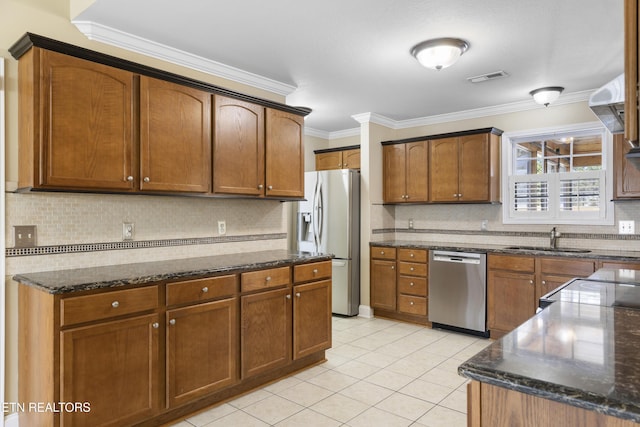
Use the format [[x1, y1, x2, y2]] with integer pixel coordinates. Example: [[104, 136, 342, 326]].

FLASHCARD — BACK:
[[432, 251, 482, 265]]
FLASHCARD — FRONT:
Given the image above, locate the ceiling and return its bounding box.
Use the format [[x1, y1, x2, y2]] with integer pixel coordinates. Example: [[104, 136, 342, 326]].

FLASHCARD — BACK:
[[74, 0, 624, 135]]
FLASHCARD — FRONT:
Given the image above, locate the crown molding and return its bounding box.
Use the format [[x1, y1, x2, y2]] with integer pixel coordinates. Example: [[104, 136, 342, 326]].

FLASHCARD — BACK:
[[72, 20, 297, 97], [305, 126, 361, 140]]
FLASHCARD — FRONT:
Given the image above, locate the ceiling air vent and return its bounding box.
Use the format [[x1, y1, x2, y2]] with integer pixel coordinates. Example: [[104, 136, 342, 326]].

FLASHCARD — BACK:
[[467, 71, 509, 83]]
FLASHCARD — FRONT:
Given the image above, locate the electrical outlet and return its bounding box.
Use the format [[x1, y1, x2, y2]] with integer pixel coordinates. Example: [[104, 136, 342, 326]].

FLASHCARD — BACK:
[[123, 222, 135, 240], [408, 218, 414, 229], [218, 220, 226, 235], [619, 220, 635, 234], [481, 220, 489, 231], [14, 225, 37, 248]]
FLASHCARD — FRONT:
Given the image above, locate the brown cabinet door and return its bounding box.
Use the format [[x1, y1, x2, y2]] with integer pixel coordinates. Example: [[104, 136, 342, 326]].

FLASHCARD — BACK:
[[459, 133, 490, 201], [241, 288, 292, 378], [383, 144, 408, 203], [342, 149, 361, 169], [293, 280, 332, 359], [614, 133, 640, 199], [405, 141, 429, 202], [167, 298, 237, 407], [538, 275, 573, 301], [60, 314, 160, 427], [316, 152, 342, 170], [430, 137, 459, 201], [213, 95, 265, 195], [487, 270, 536, 333], [265, 109, 304, 198], [39, 50, 135, 191], [140, 76, 211, 193], [371, 259, 397, 311]]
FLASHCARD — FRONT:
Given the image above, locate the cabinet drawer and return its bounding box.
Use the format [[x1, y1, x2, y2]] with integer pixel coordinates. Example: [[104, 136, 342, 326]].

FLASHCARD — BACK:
[[539, 257, 595, 277], [371, 246, 396, 260], [241, 267, 290, 292], [398, 248, 427, 263], [398, 295, 427, 316], [61, 286, 159, 327], [398, 276, 427, 296], [167, 275, 237, 306], [398, 261, 427, 277], [489, 255, 535, 273], [294, 261, 332, 283]]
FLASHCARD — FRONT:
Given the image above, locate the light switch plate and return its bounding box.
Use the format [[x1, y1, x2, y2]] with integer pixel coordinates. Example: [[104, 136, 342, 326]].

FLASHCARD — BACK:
[[14, 225, 37, 248], [619, 220, 635, 234]]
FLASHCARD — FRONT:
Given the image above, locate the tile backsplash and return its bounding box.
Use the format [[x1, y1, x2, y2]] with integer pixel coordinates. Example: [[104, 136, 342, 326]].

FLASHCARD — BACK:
[[5, 192, 290, 275]]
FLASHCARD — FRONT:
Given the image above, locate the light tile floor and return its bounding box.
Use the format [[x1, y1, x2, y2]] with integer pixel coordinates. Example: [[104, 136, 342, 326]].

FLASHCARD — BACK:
[[169, 316, 492, 427]]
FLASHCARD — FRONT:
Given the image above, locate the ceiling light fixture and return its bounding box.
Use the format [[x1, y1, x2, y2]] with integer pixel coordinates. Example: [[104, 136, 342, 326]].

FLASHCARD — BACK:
[[529, 86, 564, 107], [410, 38, 469, 70]]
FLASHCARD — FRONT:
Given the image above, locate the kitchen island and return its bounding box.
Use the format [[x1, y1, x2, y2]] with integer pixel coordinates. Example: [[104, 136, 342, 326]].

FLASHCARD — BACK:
[[459, 268, 640, 426], [15, 250, 333, 427]]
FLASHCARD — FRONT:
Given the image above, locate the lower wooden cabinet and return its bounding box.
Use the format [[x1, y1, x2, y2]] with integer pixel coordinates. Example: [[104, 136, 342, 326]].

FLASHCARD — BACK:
[[167, 298, 237, 407], [241, 287, 292, 378], [370, 259, 397, 311], [18, 259, 331, 427], [60, 314, 161, 427]]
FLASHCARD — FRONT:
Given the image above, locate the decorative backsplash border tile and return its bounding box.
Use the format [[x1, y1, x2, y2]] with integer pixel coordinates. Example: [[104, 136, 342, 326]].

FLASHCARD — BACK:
[[373, 228, 640, 241], [6, 233, 287, 257]]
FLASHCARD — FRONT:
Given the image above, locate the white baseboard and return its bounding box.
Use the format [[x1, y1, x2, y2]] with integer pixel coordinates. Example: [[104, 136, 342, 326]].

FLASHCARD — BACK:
[[358, 305, 373, 318], [5, 412, 18, 427]]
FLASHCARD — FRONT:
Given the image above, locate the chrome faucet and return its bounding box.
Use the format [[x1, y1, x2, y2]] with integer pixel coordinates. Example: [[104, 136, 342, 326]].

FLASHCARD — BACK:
[[550, 227, 560, 249]]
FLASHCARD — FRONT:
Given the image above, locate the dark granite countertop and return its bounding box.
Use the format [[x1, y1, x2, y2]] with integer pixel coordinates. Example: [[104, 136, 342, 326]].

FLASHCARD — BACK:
[[13, 250, 332, 294], [459, 270, 640, 423], [371, 240, 640, 261]]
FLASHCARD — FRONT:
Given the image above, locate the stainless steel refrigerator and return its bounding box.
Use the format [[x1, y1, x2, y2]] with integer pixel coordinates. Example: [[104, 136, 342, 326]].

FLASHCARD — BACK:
[[297, 169, 360, 316]]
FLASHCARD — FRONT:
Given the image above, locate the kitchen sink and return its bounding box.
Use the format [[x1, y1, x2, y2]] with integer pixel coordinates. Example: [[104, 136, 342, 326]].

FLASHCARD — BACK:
[[505, 246, 591, 253]]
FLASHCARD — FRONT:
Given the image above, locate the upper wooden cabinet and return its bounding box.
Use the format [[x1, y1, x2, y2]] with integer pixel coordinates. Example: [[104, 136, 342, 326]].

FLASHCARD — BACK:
[[140, 76, 212, 193], [383, 140, 429, 203], [624, 0, 638, 147], [614, 133, 640, 199], [18, 48, 136, 191], [430, 131, 501, 203], [382, 128, 501, 204], [265, 109, 305, 198], [315, 146, 361, 170], [11, 34, 310, 199], [213, 95, 265, 196]]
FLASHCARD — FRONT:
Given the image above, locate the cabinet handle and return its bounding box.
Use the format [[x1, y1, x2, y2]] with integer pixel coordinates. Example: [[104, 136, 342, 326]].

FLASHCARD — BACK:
[[169, 319, 176, 325], [391, 265, 395, 270], [202, 286, 209, 293], [111, 301, 119, 308], [152, 322, 159, 329], [344, 163, 348, 167], [268, 185, 273, 190], [338, 163, 342, 167], [313, 269, 318, 274], [265, 276, 272, 282], [380, 251, 385, 255], [258, 184, 264, 189], [126, 176, 134, 182], [296, 292, 301, 298], [542, 281, 546, 285], [410, 282, 415, 286], [459, 194, 463, 198], [410, 301, 415, 306], [410, 267, 415, 271], [529, 280, 534, 285], [410, 253, 414, 258], [143, 177, 150, 183], [286, 294, 291, 300]]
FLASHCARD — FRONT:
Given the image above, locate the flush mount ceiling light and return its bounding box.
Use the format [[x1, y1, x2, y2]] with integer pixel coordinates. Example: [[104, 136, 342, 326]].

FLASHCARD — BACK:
[[529, 86, 565, 107], [410, 38, 469, 70]]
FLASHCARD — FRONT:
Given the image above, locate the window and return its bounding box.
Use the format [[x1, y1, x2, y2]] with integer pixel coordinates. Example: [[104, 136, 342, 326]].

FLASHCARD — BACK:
[[503, 124, 613, 225]]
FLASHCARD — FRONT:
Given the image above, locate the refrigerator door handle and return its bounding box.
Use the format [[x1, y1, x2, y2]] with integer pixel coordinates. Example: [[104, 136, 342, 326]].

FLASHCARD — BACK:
[[316, 181, 324, 250], [312, 176, 321, 252]]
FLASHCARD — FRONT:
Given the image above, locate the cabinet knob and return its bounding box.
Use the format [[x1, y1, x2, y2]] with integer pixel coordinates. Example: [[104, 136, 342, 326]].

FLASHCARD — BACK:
[[265, 276, 271, 282], [529, 280, 534, 285], [152, 322, 159, 329], [410, 282, 415, 286], [202, 286, 209, 293], [542, 281, 546, 285], [380, 251, 385, 255], [258, 184, 264, 189], [410, 267, 415, 271], [296, 292, 301, 298], [268, 185, 273, 190], [286, 294, 291, 300], [344, 163, 348, 167], [338, 163, 342, 167], [410, 253, 414, 258], [112, 301, 119, 308], [313, 269, 318, 274], [405, 195, 409, 199], [126, 176, 134, 182], [391, 265, 395, 270], [143, 177, 150, 183], [169, 319, 176, 325], [410, 301, 415, 306]]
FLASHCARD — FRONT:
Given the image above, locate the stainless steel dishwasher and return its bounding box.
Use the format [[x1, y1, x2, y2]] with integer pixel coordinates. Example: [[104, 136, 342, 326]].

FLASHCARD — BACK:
[[428, 250, 488, 337]]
